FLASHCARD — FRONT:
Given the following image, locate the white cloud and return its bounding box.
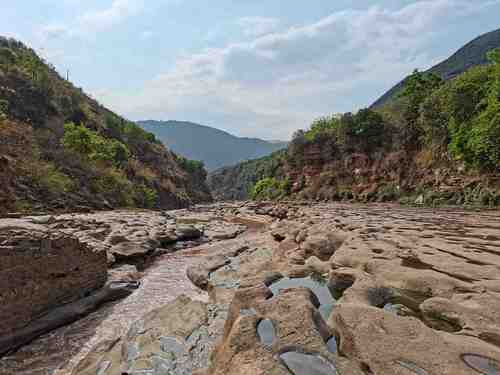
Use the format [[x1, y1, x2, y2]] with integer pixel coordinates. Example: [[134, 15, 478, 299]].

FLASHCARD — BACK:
[[98, 0, 500, 139], [78, 0, 144, 34], [40, 0, 145, 40], [237, 17, 280, 37]]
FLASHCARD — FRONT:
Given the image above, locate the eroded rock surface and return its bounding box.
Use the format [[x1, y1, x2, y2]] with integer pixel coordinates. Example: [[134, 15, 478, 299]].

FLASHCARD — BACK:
[[3, 202, 500, 375], [0, 204, 254, 375], [202, 203, 500, 374], [0, 220, 107, 355]]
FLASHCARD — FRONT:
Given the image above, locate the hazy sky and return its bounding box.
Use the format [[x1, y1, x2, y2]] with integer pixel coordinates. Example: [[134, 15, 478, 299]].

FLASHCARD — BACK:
[[2, 0, 500, 140]]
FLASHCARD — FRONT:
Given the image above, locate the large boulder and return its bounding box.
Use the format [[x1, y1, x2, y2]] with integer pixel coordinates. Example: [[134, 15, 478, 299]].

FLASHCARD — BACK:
[[176, 224, 203, 240], [0, 220, 108, 354], [301, 231, 347, 261], [187, 255, 230, 291]]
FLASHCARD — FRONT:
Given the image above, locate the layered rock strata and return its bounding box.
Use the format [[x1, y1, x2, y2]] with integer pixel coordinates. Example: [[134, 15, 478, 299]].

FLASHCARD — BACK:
[[0, 220, 107, 354]]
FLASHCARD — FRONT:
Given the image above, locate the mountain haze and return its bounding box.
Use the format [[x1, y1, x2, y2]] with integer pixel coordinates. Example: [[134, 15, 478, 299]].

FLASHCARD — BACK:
[[372, 27, 500, 108], [138, 120, 288, 171]]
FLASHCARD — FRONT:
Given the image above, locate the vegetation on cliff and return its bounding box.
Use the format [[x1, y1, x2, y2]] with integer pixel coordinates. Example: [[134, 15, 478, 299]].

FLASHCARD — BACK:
[[207, 150, 287, 201], [372, 27, 500, 108], [0, 37, 211, 214], [210, 48, 500, 206]]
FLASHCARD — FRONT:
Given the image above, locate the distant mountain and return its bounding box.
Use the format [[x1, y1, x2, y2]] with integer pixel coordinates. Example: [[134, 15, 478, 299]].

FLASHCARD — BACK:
[[372, 27, 500, 108], [138, 120, 288, 171]]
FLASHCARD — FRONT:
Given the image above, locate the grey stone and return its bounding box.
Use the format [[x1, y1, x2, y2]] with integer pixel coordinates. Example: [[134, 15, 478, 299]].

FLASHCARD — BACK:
[[280, 352, 338, 375]]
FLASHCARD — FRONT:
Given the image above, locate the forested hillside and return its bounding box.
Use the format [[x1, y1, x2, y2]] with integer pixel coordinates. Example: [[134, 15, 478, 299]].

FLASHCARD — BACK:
[[372, 27, 500, 108], [210, 47, 500, 206], [0, 37, 211, 214]]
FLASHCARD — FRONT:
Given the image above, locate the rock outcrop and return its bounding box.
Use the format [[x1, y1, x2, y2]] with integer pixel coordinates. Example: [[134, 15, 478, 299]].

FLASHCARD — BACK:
[[0, 220, 108, 354], [10, 202, 500, 375], [206, 203, 500, 374]]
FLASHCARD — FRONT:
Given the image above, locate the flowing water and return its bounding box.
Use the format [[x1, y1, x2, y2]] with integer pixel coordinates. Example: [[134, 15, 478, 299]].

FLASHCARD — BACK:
[[0, 247, 210, 375]]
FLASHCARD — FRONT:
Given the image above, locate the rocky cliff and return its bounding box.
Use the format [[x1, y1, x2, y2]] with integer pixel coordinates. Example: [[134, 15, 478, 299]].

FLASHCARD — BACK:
[[209, 33, 500, 206], [0, 37, 211, 215], [0, 220, 107, 353], [208, 150, 287, 201]]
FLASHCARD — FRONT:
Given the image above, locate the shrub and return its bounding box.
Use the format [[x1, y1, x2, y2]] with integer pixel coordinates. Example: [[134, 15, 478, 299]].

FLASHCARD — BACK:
[[251, 177, 289, 200], [135, 184, 158, 209], [175, 154, 205, 173], [62, 122, 130, 167], [91, 168, 135, 207], [25, 159, 76, 194], [38, 164, 75, 193]]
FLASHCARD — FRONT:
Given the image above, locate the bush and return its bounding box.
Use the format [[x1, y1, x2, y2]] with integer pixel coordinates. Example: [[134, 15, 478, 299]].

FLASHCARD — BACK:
[[251, 177, 289, 200], [62, 122, 130, 167], [91, 168, 135, 207], [175, 154, 205, 173], [135, 184, 158, 209], [35, 163, 75, 193]]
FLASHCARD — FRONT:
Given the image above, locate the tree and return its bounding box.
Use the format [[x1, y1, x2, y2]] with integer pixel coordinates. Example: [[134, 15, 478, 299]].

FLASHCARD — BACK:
[[400, 70, 443, 148]]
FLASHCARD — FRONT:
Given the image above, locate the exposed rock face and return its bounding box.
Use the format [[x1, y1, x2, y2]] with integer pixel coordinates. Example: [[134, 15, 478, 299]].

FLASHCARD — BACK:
[[205, 203, 500, 374], [0, 220, 107, 354], [31, 209, 238, 265], [10, 202, 500, 375], [0, 281, 139, 356], [0, 155, 15, 215], [71, 295, 209, 375]]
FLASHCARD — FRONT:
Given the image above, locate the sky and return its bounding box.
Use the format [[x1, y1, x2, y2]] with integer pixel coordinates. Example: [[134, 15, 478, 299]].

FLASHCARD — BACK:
[[1, 1, 500, 140]]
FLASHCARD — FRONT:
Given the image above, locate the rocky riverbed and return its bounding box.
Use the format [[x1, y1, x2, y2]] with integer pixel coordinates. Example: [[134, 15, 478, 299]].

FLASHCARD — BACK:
[[1, 202, 500, 375]]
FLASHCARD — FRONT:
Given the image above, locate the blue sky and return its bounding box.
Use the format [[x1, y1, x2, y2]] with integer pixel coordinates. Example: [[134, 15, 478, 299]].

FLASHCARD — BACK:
[[2, 0, 500, 140]]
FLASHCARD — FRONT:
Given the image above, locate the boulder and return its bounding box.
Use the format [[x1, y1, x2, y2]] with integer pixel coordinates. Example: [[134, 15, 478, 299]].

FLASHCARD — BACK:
[[0, 221, 108, 354], [187, 255, 230, 290], [0, 281, 139, 356], [176, 224, 203, 240], [301, 231, 347, 261]]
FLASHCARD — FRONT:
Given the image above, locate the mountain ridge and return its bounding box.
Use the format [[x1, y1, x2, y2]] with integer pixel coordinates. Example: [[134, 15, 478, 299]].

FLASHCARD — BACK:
[[138, 120, 288, 171], [372, 27, 500, 108]]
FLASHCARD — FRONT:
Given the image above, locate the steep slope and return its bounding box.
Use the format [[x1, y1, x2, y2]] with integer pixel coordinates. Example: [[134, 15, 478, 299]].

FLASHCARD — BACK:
[[0, 37, 211, 214], [138, 120, 287, 171], [208, 150, 286, 200], [372, 27, 500, 108], [209, 37, 500, 205]]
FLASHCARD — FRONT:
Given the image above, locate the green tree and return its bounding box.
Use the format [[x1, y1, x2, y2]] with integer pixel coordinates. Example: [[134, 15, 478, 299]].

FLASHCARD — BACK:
[[448, 49, 500, 169], [400, 70, 443, 148]]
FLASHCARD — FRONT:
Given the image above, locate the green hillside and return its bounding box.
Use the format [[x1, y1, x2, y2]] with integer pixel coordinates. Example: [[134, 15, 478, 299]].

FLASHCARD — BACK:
[[372, 27, 500, 108], [209, 43, 500, 206], [0, 37, 211, 214]]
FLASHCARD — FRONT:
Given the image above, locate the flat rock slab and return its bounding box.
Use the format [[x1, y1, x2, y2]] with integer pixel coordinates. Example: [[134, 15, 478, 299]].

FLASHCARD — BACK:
[[280, 352, 338, 375]]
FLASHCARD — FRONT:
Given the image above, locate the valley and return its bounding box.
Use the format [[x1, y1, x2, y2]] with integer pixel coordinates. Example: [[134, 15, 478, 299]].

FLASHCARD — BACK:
[[1, 8, 500, 375]]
